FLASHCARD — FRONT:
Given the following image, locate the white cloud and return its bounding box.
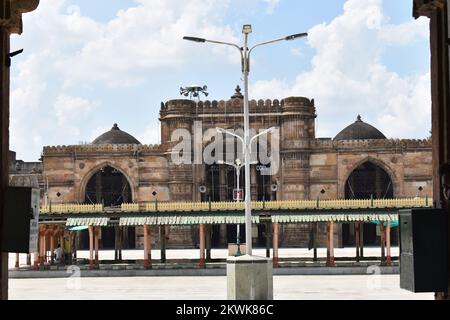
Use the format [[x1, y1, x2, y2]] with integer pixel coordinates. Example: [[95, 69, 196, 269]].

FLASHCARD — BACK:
[[138, 121, 162, 145], [54, 95, 99, 125], [10, 0, 239, 160], [263, 0, 280, 15], [252, 0, 431, 139]]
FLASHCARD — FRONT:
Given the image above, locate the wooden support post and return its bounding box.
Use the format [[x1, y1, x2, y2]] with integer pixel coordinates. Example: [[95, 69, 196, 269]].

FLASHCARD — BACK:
[[380, 223, 386, 266], [355, 223, 361, 262], [67, 232, 72, 265], [265, 221, 271, 258], [49, 230, 55, 265], [118, 226, 123, 261], [160, 225, 166, 263], [327, 222, 335, 267], [205, 225, 211, 262], [94, 227, 99, 266], [114, 225, 119, 261], [386, 222, 392, 266], [313, 223, 318, 262], [59, 231, 64, 264], [40, 228, 46, 267], [14, 253, 19, 269], [199, 224, 206, 268], [33, 251, 39, 271], [73, 231, 78, 261], [144, 225, 150, 269], [359, 222, 364, 258], [89, 225, 94, 269], [273, 222, 279, 268]]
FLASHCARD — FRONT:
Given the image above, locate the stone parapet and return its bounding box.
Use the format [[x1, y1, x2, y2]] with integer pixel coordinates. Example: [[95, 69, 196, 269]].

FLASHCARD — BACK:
[[43, 144, 164, 156], [311, 138, 432, 152]]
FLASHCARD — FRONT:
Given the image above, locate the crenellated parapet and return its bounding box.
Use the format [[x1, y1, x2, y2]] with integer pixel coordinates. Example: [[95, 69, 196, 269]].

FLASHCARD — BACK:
[[311, 138, 432, 151], [160, 97, 316, 117], [43, 143, 164, 156]]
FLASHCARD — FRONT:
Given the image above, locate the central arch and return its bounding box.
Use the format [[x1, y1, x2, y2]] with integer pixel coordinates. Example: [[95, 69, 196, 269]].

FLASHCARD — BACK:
[[80, 164, 135, 250], [343, 161, 394, 247]]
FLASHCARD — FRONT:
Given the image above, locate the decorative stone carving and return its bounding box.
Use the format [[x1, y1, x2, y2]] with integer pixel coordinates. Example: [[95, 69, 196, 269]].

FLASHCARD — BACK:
[[0, 0, 39, 34]]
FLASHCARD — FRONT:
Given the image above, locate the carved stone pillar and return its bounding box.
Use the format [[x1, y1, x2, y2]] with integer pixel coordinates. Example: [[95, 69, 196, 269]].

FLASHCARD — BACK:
[[0, 0, 40, 301]]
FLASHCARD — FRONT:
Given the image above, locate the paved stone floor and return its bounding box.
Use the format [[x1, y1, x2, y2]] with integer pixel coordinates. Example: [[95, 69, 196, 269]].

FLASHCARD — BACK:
[[8, 275, 432, 300], [8, 247, 400, 268]]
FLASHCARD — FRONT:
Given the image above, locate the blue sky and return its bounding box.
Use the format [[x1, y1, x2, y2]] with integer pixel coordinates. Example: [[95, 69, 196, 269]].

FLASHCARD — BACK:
[[11, 0, 430, 161]]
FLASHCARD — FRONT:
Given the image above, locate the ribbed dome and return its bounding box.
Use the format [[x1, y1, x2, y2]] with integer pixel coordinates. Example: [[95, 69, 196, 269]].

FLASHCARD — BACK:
[[334, 116, 386, 141], [92, 124, 141, 145]]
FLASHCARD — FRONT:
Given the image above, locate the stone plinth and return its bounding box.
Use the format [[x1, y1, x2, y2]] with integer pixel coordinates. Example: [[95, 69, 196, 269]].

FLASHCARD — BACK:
[[227, 255, 273, 300]]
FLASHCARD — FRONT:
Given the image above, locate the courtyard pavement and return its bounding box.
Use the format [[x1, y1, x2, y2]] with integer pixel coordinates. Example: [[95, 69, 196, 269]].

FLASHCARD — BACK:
[[6, 247, 432, 300], [8, 275, 432, 300], [8, 247, 400, 268]]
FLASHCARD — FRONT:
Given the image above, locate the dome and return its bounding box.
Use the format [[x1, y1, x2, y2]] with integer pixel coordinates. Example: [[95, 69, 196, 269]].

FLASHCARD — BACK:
[[334, 115, 387, 141], [92, 124, 141, 145]]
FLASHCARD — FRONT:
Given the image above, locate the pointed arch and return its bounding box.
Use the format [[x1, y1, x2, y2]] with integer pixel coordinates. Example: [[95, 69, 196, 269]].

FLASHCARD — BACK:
[[78, 162, 135, 204]]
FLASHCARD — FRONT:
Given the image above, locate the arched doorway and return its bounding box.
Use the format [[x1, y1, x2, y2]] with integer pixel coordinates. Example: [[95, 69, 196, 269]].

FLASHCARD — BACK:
[[344, 161, 394, 246], [85, 166, 132, 206], [81, 165, 135, 249]]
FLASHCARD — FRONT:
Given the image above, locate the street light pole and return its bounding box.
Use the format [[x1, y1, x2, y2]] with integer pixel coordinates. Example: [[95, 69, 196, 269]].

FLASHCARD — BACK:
[[242, 26, 253, 254], [184, 26, 307, 257]]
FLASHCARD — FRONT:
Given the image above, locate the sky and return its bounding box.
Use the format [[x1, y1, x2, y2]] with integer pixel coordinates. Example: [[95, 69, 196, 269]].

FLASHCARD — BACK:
[[10, 0, 431, 161]]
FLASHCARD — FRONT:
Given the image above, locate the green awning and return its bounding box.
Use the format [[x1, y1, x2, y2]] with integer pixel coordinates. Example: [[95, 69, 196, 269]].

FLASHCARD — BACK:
[[66, 217, 109, 227], [271, 214, 398, 224], [119, 214, 260, 226]]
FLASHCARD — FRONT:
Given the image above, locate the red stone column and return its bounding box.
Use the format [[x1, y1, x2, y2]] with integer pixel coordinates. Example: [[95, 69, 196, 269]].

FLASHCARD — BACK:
[[199, 224, 206, 268], [33, 251, 39, 271], [273, 222, 279, 268], [14, 253, 19, 269], [59, 230, 65, 264], [327, 222, 335, 267], [49, 229, 55, 265], [144, 225, 150, 269], [386, 223, 392, 266], [39, 226, 46, 267], [89, 226, 94, 269]]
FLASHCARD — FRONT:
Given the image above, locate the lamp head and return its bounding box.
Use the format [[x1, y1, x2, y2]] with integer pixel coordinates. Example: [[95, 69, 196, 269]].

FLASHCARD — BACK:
[[183, 36, 206, 43], [285, 32, 308, 41], [242, 24, 253, 34]]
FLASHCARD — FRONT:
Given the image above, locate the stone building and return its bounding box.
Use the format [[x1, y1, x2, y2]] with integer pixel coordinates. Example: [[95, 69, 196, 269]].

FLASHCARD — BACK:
[[40, 87, 433, 250]]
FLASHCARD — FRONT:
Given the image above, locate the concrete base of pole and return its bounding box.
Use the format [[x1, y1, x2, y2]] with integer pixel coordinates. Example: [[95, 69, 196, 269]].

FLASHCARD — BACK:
[[227, 255, 273, 300]]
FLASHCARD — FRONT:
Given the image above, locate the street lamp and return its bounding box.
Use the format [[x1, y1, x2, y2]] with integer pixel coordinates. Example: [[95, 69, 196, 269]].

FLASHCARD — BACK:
[[218, 157, 258, 256], [185, 26, 307, 256]]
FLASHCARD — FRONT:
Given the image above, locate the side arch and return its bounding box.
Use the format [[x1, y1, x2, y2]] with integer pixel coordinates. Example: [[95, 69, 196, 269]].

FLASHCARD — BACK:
[[340, 157, 398, 199]]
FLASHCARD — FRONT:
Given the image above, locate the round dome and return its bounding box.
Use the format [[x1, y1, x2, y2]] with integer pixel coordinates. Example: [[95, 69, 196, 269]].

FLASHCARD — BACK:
[[92, 124, 141, 145], [334, 115, 386, 141]]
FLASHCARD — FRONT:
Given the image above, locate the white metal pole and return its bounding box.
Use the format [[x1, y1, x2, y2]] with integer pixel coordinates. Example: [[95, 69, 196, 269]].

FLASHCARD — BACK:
[[243, 33, 252, 256], [236, 166, 240, 247]]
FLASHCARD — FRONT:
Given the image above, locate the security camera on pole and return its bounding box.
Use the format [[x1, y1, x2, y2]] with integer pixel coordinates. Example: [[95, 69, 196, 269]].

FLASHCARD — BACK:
[[184, 25, 308, 301]]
